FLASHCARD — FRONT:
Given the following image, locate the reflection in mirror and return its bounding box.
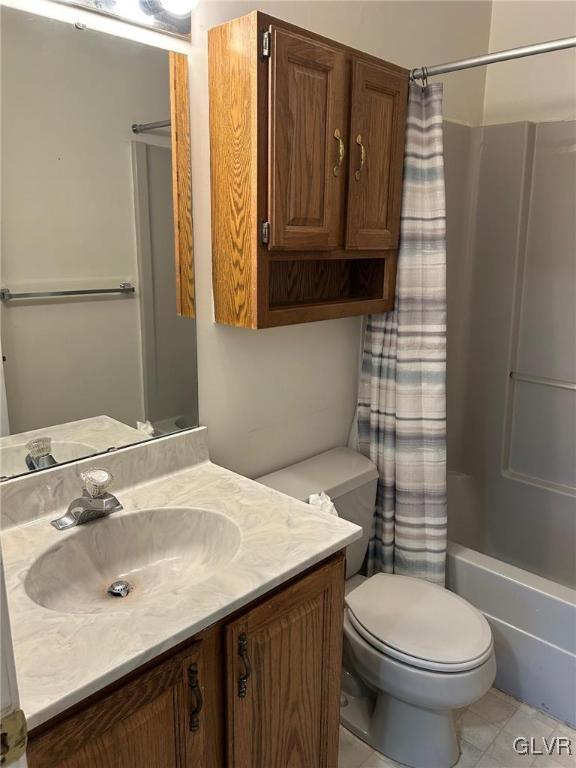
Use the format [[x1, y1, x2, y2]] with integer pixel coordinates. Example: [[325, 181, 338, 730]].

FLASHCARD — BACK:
[[56, 0, 193, 39], [0, 8, 197, 480]]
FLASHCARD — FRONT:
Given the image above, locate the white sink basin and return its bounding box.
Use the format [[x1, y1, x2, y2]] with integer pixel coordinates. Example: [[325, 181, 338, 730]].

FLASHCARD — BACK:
[[25, 507, 241, 614], [0, 441, 97, 477]]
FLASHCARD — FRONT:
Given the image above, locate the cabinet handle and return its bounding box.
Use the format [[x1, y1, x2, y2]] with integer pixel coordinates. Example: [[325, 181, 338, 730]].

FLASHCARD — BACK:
[[188, 662, 203, 731], [237, 633, 252, 698], [333, 128, 345, 177], [354, 134, 367, 181]]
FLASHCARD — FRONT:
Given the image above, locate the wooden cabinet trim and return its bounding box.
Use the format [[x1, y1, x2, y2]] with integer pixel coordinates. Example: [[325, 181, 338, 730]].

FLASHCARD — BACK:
[[320, 555, 346, 768], [268, 248, 389, 262], [257, 11, 407, 78], [264, 296, 393, 327], [169, 52, 195, 318], [201, 625, 226, 768], [209, 13, 260, 328]]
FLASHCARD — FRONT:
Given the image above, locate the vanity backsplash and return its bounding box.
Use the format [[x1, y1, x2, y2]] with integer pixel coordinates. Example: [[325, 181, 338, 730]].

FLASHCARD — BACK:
[[0, 427, 209, 530]]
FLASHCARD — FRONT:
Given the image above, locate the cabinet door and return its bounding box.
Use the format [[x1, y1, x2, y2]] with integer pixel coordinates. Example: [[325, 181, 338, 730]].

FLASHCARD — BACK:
[[345, 60, 408, 250], [27, 640, 217, 768], [268, 27, 347, 250], [226, 554, 345, 768]]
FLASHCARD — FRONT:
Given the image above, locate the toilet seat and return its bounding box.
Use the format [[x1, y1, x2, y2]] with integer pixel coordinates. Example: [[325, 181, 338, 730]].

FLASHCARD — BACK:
[[347, 610, 494, 673], [345, 573, 493, 673]]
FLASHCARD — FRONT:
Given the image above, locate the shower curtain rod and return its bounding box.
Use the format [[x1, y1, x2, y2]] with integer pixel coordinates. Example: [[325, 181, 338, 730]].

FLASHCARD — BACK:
[[410, 36, 576, 82], [131, 119, 171, 134]]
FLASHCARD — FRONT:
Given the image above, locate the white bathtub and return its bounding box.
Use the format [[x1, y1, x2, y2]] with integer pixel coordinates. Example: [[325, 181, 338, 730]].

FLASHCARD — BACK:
[[446, 541, 576, 727]]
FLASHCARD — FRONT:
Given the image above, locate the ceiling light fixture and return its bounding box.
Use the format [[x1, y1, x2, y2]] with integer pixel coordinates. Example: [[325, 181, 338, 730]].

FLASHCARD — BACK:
[[60, 0, 193, 38], [156, 0, 197, 18]]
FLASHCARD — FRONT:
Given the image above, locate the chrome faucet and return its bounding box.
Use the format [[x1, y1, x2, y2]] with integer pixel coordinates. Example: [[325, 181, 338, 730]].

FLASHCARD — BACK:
[[51, 469, 123, 530], [25, 437, 57, 471]]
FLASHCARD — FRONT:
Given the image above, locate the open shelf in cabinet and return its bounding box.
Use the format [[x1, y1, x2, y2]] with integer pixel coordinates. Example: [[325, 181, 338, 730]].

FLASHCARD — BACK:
[[263, 254, 396, 326]]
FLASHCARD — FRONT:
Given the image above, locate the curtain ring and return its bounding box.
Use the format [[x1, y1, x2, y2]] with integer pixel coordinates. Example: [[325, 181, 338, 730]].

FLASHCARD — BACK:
[[421, 66, 429, 89]]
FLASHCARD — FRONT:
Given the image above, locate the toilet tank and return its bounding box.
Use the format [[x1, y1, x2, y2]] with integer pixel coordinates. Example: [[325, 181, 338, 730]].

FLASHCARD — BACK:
[[256, 448, 378, 578]]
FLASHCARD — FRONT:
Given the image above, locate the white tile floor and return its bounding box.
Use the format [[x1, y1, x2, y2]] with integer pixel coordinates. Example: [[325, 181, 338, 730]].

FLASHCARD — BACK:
[[339, 688, 576, 768]]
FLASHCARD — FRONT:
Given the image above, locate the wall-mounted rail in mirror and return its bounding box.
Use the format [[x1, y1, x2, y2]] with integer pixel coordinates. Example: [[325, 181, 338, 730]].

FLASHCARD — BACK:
[[0, 8, 197, 480]]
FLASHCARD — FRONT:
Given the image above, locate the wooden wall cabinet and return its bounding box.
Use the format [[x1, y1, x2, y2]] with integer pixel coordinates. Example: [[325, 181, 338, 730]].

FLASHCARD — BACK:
[[209, 12, 408, 328], [27, 554, 345, 768]]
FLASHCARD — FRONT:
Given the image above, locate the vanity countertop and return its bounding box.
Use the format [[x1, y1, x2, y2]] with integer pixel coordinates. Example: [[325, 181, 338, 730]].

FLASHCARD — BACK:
[[1, 456, 361, 729]]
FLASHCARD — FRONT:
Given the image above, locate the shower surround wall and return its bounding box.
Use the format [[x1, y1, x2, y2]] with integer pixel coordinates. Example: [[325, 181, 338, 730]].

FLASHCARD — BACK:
[[444, 117, 576, 724], [445, 118, 576, 589]]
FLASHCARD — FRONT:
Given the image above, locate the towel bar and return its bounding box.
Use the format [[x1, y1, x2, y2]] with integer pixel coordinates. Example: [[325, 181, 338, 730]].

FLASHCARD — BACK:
[[0, 283, 135, 301]]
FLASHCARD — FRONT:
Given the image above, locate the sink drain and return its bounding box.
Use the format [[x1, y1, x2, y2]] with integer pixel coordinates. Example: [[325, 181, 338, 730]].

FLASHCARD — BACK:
[[107, 580, 133, 598]]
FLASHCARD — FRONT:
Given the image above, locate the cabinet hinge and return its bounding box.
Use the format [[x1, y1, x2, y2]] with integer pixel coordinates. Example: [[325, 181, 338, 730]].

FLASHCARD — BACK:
[[260, 221, 270, 245], [262, 30, 271, 59]]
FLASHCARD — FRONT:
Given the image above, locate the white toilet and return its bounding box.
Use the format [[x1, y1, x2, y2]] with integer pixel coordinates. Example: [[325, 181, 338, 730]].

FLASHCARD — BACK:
[[258, 447, 496, 768]]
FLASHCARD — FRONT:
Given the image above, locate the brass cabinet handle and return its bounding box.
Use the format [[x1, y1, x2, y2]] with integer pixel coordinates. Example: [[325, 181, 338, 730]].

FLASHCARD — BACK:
[[237, 633, 252, 698], [333, 128, 345, 177], [354, 134, 367, 181], [188, 662, 203, 731]]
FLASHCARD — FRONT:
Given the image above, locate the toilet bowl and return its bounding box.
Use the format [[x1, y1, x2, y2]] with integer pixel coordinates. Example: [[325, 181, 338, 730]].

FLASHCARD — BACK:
[[257, 448, 496, 768], [343, 573, 496, 768]]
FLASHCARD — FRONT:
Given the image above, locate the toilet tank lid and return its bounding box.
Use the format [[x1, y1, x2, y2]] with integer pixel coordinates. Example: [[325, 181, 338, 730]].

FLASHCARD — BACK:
[[256, 447, 378, 501]]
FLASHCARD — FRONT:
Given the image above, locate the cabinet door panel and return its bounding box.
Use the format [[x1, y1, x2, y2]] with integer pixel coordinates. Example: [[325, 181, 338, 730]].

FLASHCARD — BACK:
[[269, 27, 347, 250], [27, 641, 213, 768], [55, 691, 178, 768], [346, 60, 408, 250], [226, 555, 345, 768]]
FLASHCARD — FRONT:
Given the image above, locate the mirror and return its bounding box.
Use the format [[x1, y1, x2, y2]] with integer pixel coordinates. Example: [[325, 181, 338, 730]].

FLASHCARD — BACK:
[[0, 8, 197, 480]]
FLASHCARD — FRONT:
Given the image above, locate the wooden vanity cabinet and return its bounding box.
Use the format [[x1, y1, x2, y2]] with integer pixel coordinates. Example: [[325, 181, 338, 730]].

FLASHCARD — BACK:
[[209, 12, 408, 328], [27, 553, 345, 768]]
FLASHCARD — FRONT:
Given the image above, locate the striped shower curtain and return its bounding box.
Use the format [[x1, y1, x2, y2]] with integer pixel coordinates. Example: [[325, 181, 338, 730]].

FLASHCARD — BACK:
[[356, 83, 447, 585]]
